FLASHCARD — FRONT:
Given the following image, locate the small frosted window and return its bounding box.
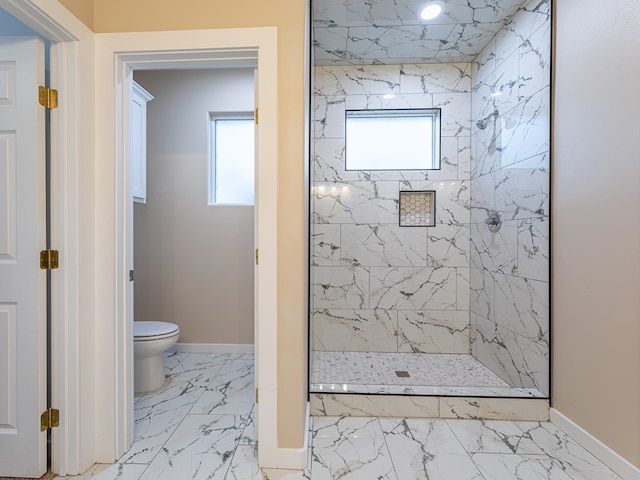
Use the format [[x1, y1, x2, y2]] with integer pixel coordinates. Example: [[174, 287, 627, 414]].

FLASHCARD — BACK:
[[209, 115, 254, 205], [345, 109, 440, 170]]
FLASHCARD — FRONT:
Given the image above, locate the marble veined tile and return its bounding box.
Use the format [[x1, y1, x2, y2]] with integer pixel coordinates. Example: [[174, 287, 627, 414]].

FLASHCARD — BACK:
[[162, 351, 188, 372], [517, 217, 549, 282], [310, 393, 441, 417], [427, 223, 470, 268], [313, 27, 349, 65], [439, 22, 503, 59], [518, 21, 551, 102], [473, 121, 503, 178], [310, 384, 544, 398], [313, 308, 398, 352], [400, 63, 472, 94], [397, 310, 470, 354], [441, 398, 549, 421], [312, 0, 524, 27], [380, 417, 465, 450], [122, 381, 205, 464], [404, 353, 510, 388], [494, 273, 549, 344], [469, 173, 494, 223], [472, 51, 520, 125], [312, 417, 398, 480], [473, 316, 549, 394], [497, 88, 550, 168], [380, 418, 485, 479], [341, 223, 427, 267], [345, 24, 455, 63], [138, 414, 248, 480], [515, 422, 623, 480], [458, 136, 472, 180], [225, 445, 264, 480], [313, 181, 398, 225], [164, 352, 228, 386], [312, 266, 370, 310], [312, 224, 341, 266], [314, 65, 400, 96], [495, 0, 550, 67], [457, 266, 470, 311], [344, 92, 432, 110], [472, 36, 496, 83], [494, 166, 549, 221], [447, 419, 544, 455], [469, 268, 494, 321], [470, 453, 574, 480], [470, 220, 518, 275], [314, 416, 384, 438], [55, 463, 148, 480], [313, 139, 365, 183], [190, 359, 254, 415], [238, 408, 256, 446], [370, 266, 458, 311], [433, 92, 472, 137], [226, 445, 313, 480], [313, 95, 345, 140]]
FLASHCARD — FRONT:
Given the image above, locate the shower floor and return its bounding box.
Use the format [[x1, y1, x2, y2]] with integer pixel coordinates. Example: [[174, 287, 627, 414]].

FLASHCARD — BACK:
[[311, 351, 545, 398]]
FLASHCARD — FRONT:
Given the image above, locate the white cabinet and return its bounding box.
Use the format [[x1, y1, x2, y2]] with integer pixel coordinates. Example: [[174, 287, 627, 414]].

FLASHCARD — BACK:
[[132, 81, 154, 204]]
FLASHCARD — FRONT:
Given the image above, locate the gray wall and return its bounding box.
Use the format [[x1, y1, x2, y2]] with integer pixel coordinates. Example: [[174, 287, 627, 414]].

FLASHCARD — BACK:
[[553, 0, 640, 467], [133, 68, 255, 345]]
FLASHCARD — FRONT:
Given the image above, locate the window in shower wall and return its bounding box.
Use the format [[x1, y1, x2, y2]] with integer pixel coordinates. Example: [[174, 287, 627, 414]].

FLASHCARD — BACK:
[[345, 109, 441, 170]]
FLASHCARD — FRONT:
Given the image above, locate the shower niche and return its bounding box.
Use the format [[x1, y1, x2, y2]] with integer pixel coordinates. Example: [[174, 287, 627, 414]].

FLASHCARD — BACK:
[[310, 0, 551, 414]]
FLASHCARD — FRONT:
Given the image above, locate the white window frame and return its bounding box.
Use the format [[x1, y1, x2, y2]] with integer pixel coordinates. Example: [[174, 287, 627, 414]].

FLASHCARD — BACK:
[[345, 108, 441, 171], [208, 111, 255, 205]]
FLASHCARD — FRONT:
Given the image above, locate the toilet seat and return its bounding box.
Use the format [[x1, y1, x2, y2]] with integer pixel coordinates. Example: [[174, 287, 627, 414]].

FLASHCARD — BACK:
[[134, 321, 179, 341]]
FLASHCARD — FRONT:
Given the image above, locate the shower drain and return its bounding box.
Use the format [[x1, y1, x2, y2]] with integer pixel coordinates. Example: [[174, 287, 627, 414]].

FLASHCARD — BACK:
[[395, 370, 410, 378]]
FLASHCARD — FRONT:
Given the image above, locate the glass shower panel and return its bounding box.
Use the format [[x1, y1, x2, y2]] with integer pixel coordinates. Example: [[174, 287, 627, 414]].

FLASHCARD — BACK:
[[310, 0, 551, 398]]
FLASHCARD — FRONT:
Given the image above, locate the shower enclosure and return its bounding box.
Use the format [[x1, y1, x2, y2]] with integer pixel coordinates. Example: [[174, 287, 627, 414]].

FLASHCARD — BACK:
[[310, 0, 550, 400]]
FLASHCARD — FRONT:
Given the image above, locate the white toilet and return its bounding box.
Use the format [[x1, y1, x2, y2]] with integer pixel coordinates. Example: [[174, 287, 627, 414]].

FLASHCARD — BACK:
[[133, 321, 180, 393]]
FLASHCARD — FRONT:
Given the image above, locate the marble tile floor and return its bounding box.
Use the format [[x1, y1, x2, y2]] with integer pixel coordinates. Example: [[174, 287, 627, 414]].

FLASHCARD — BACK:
[[311, 351, 545, 397], [50, 353, 620, 480]]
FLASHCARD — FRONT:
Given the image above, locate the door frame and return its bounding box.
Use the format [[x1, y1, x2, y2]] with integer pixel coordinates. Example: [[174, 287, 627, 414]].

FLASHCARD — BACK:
[[94, 28, 295, 468], [0, 0, 95, 475]]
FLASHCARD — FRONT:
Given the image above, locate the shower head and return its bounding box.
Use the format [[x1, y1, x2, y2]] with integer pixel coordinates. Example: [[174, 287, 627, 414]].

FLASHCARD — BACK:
[[476, 109, 499, 130]]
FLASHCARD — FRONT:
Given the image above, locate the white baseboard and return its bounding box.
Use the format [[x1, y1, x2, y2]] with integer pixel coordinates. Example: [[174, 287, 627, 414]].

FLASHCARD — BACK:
[[550, 408, 640, 480], [168, 343, 254, 354]]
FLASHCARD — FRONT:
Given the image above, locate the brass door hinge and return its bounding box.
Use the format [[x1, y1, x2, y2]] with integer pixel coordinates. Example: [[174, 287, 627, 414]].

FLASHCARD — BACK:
[[40, 250, 59, 270], [255, 248, 259, 265], [255, 388, 258, 404], [254, 108, 259, 125], [40, 408, 59, 431], [39, 86, 58, 109]]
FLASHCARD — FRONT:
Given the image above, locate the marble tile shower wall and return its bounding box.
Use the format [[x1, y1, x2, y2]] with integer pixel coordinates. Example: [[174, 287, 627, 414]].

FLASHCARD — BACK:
[[311, 63, 472, 355], [469, 0, 551, 395]]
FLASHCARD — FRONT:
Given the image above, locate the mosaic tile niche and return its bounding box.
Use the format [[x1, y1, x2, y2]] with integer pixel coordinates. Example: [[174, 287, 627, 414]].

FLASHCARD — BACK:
[[311, 62, 472, 355]]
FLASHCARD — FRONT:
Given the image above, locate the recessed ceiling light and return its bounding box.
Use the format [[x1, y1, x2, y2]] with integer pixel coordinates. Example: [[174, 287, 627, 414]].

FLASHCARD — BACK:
[[419, 2, 444, 21]]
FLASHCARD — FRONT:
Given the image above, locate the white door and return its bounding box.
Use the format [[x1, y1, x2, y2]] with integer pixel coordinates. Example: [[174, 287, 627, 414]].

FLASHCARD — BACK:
[[0, 36, 47, 478]]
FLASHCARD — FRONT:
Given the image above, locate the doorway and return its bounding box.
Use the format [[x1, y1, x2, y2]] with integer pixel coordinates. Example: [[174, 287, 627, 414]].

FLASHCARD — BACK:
[[131, 68, 256, 355], [94, 28, 290, 468]]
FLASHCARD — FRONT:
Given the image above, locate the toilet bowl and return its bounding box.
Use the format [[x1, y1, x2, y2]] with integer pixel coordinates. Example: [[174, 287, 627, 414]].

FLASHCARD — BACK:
[[133, 321, 180, 393]]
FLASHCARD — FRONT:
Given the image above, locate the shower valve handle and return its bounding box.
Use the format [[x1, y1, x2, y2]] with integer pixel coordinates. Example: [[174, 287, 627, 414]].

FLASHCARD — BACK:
[[484, 210, 503, 232]]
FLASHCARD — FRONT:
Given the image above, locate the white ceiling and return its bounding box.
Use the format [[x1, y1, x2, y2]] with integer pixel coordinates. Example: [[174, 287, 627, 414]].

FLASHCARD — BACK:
[[313, 0, 529, 65]]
